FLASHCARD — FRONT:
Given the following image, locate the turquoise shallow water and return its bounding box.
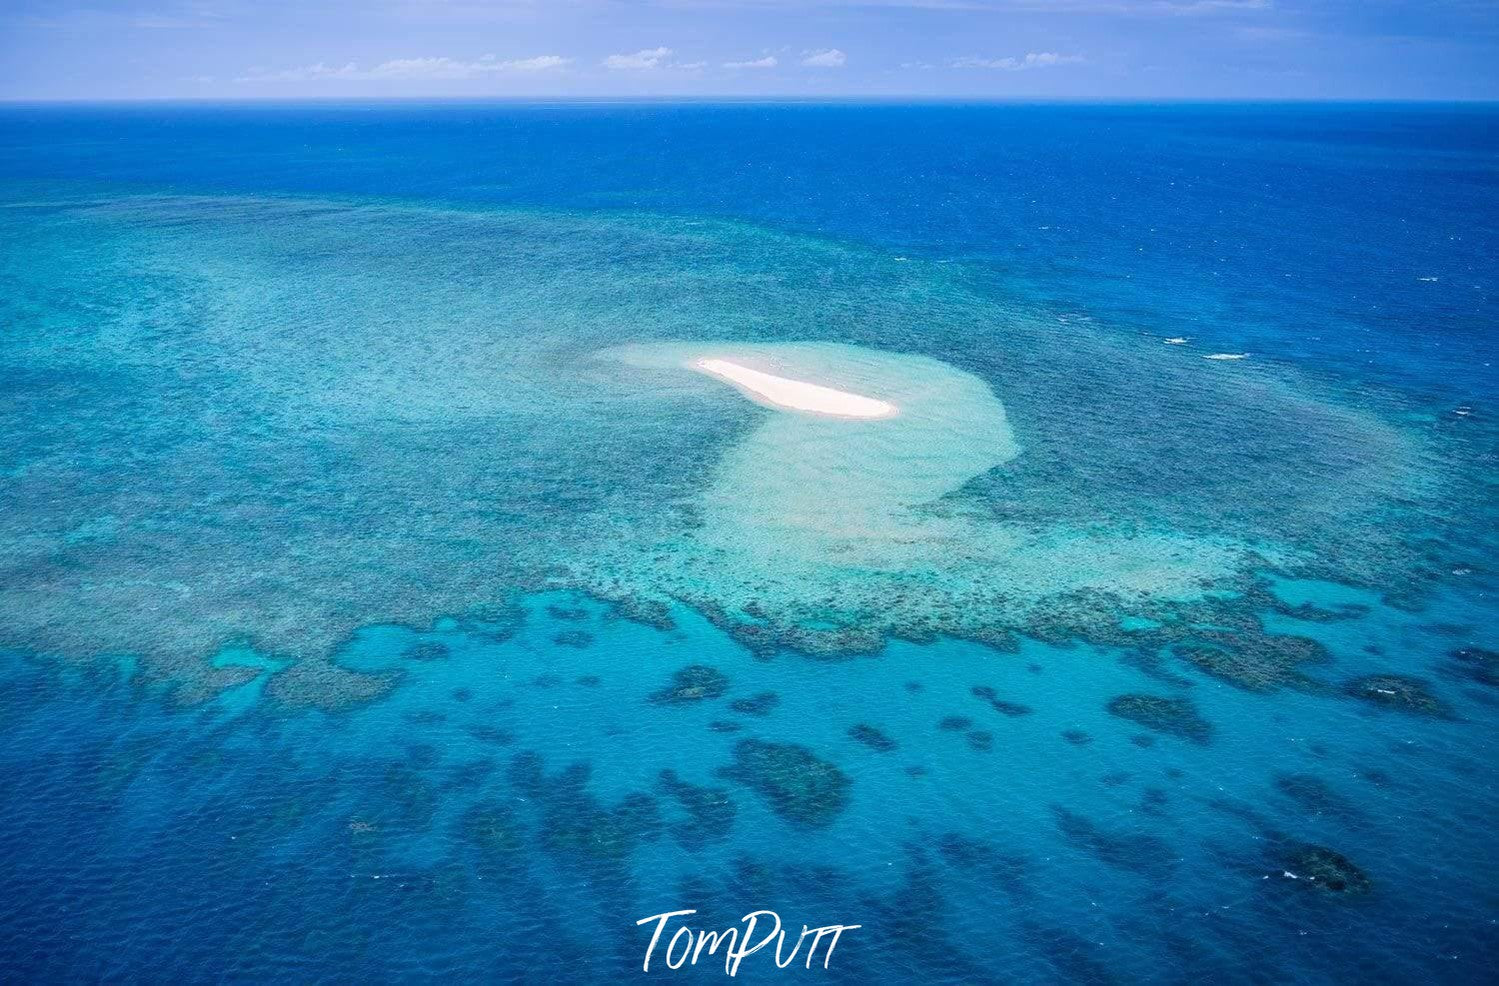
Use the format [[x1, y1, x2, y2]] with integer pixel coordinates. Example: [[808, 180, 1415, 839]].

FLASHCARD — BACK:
[[0, 103, 1496, 982]]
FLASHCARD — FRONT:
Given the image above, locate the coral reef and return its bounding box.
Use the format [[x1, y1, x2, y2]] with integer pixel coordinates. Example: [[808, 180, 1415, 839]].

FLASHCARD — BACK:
[[728, 692, 780, 717], [458, 800, 525, 876], [265, 661, 399, 711], [1173, 632, 1330, 693], [1443, 646, 1499, 688], [1342, 674, 1454, 719], [936, 833, 1033, 896], [848, 723, 898, 752], [1274, 773, 1361, 821], [1052, 806, 1176, 877], [972, 686, 1033, 717], [1106, 694, 1213, 744], [1282, 844, 1372, 895], [657, 769, 736, 850], [508, 752, 662, 867], [720, 739, 851, 828], [647, 664, 729, 705], [165, 664, 262, 707], [402, 641, 449, 662]]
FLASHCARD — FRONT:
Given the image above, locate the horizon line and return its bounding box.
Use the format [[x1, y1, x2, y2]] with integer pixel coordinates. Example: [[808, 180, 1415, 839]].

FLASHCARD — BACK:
[[4, 94, 1498, 108]]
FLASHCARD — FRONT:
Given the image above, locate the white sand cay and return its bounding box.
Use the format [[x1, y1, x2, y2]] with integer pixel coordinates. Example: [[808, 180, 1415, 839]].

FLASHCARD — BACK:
[[692, 357, 899, 419]]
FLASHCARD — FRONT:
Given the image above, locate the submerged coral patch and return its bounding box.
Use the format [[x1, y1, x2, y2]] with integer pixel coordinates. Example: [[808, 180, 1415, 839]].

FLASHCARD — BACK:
[[848, 723, 899, 752], [1282, 844, 1373, 895], [720, 738, 851, 828], [648, 665, 730, 705], [658, 769, 736, 850], [1106, 694, 1213, 744], [973, 686, 1034, 717], [1443, 646, 1499, 688], [1342, 674, 1454, 719], [265, 661, 400, 711], [728, 692, 780, 717]]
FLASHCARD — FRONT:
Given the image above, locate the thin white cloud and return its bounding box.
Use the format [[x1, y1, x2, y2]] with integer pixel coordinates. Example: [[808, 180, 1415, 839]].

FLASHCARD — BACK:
[[724, 55, 778, 69], [238, 61, 360, 82], [494, 55, 572, 72], [237, 54, 570, 83], [953, 52, 1084, 70], [801, 48, 847, 68], [603, 46, 673, 70]]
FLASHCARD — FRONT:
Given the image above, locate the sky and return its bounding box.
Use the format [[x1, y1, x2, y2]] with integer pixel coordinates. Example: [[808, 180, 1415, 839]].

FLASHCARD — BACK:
[[1, 1, 1496, 101]]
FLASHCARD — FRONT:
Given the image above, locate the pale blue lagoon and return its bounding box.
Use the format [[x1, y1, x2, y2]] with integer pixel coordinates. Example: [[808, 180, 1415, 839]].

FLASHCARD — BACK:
[[0, 102, 1496, 982]]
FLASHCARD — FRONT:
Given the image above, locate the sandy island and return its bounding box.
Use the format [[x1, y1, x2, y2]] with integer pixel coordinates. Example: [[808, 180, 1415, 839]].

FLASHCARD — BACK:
[[692, 358, 899, 419]]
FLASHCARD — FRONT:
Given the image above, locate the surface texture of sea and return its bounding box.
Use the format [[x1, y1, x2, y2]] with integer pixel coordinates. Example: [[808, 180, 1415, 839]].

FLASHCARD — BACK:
[[0, 102, 1495, 983]]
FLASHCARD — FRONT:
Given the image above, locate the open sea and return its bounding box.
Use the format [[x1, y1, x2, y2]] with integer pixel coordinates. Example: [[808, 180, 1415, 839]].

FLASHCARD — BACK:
[[0, 101, 1495, 983]]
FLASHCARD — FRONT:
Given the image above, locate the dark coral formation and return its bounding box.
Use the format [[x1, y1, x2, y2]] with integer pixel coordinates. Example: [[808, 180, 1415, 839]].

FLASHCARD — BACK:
[[600, 592, 676, 632], [966, 730, 994, 752], [507, 751, 661, 867], [937, 833, 1032, 895], [575, 674, 601, 687], [1106, 693, 1212, 744], [457, 602, 526, 643], [1052, 806, 1176, 877], [1270, 600, 1370, 623], [551, 629, 594, 649], [1062, 729, 1093, 746], [1342, 674, 1454, 719], [720, 739, 851, 828], [972, 686, 1033, 717], [458, 800, 525, 876], [728, 691, 780, 717], [1283, 844, 1372, 895], [402, 641, 449, 662], [545, 604, 589, 622], [657, 769, 736, 850], [265, 660, 399, 711], [1274, 773, 1361, 820], [692, 598, 886, 660], [166, 664, 262, 707], [848, 723, 898, 752], [938, 715, 974, 732], [1443, 646, 1499, 688], [468, 725, 514, 745], [380, 763, 439, 831], [1172, 632, 1331, 693], [647, 664, 729, 705]]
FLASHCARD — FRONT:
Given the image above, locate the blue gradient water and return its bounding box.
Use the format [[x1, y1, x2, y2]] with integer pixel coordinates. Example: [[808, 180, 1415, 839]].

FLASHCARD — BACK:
[[0, 103, 1495, 982]]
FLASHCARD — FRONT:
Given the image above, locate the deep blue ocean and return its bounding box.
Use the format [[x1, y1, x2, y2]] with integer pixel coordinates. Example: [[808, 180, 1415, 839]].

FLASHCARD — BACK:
[[0, 102, 1495, 983]]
